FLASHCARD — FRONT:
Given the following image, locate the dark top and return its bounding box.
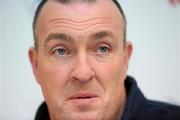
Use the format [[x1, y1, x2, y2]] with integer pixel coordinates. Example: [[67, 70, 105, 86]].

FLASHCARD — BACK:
[[35, 76, 180, 120]]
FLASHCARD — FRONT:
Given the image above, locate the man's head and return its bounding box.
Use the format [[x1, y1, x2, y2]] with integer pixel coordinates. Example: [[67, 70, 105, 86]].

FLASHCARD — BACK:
[[29, 0, 132, 119]]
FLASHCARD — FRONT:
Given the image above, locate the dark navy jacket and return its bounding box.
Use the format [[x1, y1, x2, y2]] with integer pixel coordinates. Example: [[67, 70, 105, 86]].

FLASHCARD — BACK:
[[35, 76, 180, 120]]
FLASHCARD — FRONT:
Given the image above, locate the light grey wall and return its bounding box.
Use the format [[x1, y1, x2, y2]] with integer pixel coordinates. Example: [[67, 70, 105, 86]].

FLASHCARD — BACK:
[[120, 0, 180, 104], [1, 0, 180, 119], [178, 6, 180, 102], [1, 0, 43, 120], [0, 1, 2, 118]]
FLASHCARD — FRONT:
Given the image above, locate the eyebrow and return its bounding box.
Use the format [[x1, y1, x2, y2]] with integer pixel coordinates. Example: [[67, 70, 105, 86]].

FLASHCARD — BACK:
[[90, 31, 113, 41], [45, 31, 113, 46], [45, 33, 73, 44]]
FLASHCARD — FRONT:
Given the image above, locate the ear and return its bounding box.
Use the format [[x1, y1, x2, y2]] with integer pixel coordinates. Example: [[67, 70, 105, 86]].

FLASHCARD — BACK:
[[28, 47, 40, 84], [124, 41, 133, 72]]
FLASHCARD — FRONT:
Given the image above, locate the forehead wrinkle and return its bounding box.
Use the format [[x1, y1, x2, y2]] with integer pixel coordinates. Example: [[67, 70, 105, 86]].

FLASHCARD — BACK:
[[49, 19, 111, 28], [48, 17, 112, 25], [52, 22, 114, 31], [47, 17, 117, 32]]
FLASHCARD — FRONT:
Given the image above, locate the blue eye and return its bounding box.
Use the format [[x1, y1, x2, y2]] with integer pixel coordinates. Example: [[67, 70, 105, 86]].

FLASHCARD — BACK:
[[54, 48, 67, 56], [98, 46, 109, 53]]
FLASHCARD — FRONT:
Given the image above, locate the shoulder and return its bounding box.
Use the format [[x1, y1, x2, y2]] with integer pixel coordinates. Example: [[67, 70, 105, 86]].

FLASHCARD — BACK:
[[123, 76, 180, 120], [138, 99, 180, 119]]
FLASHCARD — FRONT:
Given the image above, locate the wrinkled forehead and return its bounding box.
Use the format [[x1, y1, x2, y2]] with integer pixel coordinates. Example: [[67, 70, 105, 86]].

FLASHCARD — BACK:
[[37, 0, 125, 29]]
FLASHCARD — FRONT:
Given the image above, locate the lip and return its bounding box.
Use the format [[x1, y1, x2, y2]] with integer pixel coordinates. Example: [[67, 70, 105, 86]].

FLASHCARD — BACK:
[[68, 92, 99, 105], [69, 92, 98, 100]]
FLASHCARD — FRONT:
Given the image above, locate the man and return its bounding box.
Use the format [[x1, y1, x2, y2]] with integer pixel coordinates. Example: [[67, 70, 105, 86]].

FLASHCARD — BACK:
[[29, 0, 180, 119]]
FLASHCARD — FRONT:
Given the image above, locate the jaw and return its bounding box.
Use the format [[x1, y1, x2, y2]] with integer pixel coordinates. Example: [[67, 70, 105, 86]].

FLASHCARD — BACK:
[[50, 107, 103, 120]]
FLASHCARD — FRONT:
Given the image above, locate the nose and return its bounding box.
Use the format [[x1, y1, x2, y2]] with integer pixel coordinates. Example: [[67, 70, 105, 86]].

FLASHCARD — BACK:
[[71, 53, 94, 82]]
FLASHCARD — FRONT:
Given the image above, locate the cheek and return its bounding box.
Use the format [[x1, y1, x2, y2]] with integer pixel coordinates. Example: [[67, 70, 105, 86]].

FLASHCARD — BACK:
[[37, 60, 71, 104], [94, 57, 125, 93]]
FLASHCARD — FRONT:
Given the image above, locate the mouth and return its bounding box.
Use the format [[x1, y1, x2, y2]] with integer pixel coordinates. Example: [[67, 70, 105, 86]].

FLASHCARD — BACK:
[[70, 93, 98, 100], [68, 92, 99, 105]]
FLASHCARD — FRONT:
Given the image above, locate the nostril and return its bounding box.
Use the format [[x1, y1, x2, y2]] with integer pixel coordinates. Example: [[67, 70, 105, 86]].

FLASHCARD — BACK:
[[71, 59, 95, 82], [71, 69, 95, 82]]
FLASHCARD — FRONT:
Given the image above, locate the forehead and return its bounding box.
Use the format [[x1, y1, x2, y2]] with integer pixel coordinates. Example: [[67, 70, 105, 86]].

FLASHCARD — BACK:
[[36, 0, 125, 40]]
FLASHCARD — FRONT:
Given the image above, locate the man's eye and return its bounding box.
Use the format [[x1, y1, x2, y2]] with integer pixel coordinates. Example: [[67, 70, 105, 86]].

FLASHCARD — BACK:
[[97, 46, 110, 53], [54, 48, 67, 56]]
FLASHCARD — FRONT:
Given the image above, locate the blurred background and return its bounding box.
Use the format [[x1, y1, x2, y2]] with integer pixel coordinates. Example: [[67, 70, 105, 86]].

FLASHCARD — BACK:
[[0, 0, 180, 119]]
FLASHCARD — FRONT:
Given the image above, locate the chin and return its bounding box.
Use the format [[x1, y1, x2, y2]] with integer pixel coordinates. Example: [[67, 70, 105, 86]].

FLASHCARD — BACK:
[[54, 109, 103, 120], [67, 111, 103, 120]]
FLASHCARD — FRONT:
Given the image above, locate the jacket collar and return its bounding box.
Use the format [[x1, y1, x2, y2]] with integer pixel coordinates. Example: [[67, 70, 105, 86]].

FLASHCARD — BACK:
[[121, 76, 146, 119]]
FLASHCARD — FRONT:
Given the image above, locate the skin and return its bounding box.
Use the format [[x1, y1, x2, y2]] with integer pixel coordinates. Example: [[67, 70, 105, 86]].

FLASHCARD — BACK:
[[29, 0, 132, 120]]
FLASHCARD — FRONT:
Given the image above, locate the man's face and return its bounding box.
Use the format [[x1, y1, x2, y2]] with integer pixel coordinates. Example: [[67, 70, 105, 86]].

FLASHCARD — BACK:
[[29, 0, 132, 119]]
